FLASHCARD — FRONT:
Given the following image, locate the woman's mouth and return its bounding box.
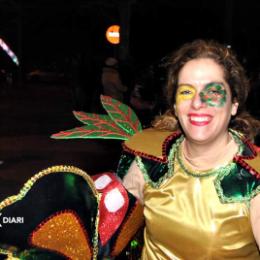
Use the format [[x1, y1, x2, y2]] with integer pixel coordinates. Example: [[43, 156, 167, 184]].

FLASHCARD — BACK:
[[188, 113, 212, 126]]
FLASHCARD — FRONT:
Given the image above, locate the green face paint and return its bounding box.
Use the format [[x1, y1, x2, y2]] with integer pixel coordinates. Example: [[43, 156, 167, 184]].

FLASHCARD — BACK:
[[199, 82, 227, 107]]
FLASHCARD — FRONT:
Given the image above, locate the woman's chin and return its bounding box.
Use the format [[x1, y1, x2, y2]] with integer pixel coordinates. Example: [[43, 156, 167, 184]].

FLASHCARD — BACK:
[[184, 131, 213, 144]]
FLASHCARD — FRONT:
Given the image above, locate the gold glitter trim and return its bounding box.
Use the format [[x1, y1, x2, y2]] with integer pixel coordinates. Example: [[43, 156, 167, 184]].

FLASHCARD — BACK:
[[0, 165, 98, 211], [0, 165, 101, 260], [6, 253, 19, 260], [0, 249, 16, 259], [30, 210, 92, 260], [92, 193, 101, 260]]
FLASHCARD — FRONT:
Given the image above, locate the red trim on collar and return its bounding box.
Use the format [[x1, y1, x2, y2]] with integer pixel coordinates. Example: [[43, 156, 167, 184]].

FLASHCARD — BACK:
[[234, 138, 260, 179]]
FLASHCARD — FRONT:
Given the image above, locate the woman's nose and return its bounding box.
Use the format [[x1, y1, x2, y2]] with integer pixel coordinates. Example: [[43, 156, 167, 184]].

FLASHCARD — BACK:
[[191, 92, 206, 110]]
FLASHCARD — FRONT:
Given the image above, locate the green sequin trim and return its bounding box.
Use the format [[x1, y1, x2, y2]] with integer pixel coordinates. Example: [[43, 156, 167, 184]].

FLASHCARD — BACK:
[[214, 163, 241, 203], [135, 136, 184, 188], [213, 129, 260, 203], [176, 146, 223, 177], [214, 164, 260, 204], [176, 129, 244, 178], [135, 128, 251, 200], [135, 128, 260, 205]]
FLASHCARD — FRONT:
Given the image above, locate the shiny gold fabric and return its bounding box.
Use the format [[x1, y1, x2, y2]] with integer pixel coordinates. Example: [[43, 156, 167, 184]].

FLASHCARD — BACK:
[[142, 159, 260, 259], [124, 128, 173, 160]]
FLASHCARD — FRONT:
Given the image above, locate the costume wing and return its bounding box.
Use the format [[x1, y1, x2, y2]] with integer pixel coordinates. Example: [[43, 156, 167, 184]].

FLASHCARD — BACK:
[[51, 95, 142, 140]]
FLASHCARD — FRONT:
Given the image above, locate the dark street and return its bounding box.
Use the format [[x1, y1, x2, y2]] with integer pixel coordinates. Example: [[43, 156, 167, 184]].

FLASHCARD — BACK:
[[0, 83, 122, 201]]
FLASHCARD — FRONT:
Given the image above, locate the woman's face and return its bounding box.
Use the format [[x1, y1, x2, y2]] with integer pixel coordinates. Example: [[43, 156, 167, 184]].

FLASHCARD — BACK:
[[175, 58, 238, 144]]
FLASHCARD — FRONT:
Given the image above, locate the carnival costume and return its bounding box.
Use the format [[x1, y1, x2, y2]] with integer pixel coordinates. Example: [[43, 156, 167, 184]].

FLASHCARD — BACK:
[[0, 96, 260, 259]]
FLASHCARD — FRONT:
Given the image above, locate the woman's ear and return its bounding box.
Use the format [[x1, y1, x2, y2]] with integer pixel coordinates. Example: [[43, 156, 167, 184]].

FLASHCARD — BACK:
[[231, 101, 239, 116], [174, 104, 178, 117]]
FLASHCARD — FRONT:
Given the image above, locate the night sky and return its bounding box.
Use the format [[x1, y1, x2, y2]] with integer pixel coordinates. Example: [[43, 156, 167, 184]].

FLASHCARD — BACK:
[[0, 0, 260, 73]]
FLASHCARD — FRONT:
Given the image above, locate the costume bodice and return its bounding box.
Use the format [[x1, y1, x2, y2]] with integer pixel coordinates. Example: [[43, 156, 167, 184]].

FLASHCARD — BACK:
[[142, 159, 260, 259], [118, 128, 260, 259]]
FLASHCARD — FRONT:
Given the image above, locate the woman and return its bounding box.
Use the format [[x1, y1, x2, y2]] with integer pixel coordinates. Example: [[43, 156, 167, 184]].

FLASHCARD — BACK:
[[1, 39, 260, 259], [118, 39, 260, 259]]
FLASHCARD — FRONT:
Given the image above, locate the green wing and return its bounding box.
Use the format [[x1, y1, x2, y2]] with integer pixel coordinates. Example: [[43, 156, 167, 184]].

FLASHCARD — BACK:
[[51, 95, 142, 140]]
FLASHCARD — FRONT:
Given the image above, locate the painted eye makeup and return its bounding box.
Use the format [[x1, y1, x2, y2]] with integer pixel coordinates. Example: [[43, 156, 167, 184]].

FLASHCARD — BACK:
[[176, 82, 227, 107], [200, 82, 227, 107], [180, 90, 192, 95], [176, 85, 196, 105]]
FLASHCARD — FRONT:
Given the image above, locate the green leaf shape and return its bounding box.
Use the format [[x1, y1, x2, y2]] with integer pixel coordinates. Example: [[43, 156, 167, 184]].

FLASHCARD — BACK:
[[73, 111, 111, 126], [51, 96, 142, 140], [51, 125, 129, 140], [51, 111, 131, 140], [73, 111, 124, 133], [101, 95, 142, 136]]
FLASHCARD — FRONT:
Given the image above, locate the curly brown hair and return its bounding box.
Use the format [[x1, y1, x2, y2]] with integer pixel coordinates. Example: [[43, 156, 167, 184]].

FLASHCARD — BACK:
[[153, 39, 260, 140]]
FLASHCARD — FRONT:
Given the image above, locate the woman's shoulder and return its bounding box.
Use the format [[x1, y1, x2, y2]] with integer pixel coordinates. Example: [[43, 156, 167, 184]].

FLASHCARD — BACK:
[[122, 128, 181, 163], [235, 139, 260, 178], [217, 138, 260, 203], [116, 128, 182, 187]]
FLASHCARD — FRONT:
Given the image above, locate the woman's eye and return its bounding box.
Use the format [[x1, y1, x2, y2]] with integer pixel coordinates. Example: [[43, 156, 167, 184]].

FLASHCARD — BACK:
[[208, 90, 221, 95], [180, 90, 192, 95]]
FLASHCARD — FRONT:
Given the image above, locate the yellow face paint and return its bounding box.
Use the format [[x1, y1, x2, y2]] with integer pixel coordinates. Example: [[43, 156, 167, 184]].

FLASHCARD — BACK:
[[176, 84, 196, 105]]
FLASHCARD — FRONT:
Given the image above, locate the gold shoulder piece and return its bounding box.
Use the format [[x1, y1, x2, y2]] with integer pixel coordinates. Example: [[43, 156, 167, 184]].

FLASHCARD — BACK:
[[124, 128, 175, 161], [243, 151, 260, 175]]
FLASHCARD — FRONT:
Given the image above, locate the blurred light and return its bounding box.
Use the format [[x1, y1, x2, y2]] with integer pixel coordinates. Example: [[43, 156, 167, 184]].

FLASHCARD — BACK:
[[106, 25, 120, 45], [0, 38, 19, 66]]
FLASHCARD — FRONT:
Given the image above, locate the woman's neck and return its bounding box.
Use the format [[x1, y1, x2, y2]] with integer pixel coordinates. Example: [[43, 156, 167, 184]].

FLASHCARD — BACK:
[[184, 132, 231, 157], [182, 132, 238, 170]]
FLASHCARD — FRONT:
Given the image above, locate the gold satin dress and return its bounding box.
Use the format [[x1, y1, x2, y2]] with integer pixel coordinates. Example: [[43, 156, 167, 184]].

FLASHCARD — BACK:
[[141, 160, 260, 259]]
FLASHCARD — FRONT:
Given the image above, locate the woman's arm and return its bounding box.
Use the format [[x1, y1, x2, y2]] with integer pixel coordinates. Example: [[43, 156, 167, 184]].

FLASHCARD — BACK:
[[250, 193, 260, 247], [122, 160, 145, 204]]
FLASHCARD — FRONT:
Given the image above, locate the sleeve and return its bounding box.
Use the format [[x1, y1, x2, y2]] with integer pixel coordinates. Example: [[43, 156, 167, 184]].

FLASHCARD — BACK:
[[116, 152, 135, 179], [116, 150, 169, 189], [122, 160, 145, 204]]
